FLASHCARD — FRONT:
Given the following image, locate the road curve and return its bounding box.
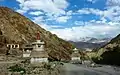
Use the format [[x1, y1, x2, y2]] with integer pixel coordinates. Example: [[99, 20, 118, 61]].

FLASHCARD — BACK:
[[60, 63, 120, 75]]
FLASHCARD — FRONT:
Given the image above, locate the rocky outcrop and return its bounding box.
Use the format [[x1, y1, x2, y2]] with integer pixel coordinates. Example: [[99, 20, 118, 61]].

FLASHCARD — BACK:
[[93, 34, 120, 66]]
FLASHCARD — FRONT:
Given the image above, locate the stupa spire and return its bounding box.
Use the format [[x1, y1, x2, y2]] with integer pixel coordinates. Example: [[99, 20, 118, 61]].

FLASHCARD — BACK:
[[36, 31, 40, 40]]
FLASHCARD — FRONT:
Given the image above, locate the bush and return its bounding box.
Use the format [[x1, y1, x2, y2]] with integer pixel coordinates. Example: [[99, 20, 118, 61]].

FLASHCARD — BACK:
[[8, 64, 26, 74]]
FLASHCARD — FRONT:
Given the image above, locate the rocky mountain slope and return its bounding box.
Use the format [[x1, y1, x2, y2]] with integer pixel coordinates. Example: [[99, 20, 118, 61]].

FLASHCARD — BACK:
[[0, 7, 73, 60], [93, 34, 120, 66]]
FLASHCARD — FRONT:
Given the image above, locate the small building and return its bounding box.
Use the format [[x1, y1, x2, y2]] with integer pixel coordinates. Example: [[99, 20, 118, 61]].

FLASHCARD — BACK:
[[6, 44, 20, 55], [71, 48, 81, 63], [22, 44, 33, 57], [6, 44, 19, 49], [30, 32, 48, 64]]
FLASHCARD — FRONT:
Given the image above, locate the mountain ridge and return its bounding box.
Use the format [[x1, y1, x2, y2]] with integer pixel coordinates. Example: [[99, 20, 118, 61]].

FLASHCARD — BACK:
[[69, 37, 110, 49], [0, 7, 73, 60]]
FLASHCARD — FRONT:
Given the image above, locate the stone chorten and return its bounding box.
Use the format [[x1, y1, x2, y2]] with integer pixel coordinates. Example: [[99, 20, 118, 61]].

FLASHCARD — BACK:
[[71, 48, 81, 61], [30, 32, 48, 64]]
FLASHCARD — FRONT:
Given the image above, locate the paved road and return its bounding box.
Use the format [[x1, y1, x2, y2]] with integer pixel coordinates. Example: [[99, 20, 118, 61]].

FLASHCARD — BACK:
[[60, 63, 120, 75]]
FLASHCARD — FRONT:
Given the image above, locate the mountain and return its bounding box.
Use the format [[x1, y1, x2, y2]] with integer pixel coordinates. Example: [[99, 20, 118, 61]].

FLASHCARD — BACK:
[[93, 34, 120, 66], [87, 38, 111, 43], [70, 41, 105, 49], [70, 37, 110, 49], [0, 7, 73, 60], [77, 37, 92, 42], [77, 37, 111, 43]]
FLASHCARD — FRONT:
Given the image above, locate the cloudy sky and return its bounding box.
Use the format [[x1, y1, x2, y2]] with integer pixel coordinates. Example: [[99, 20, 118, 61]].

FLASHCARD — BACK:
[[0, 0, 120, 41]]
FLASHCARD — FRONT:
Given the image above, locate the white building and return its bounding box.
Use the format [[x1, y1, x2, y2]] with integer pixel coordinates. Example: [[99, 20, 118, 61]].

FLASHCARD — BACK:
[[6, 44, 20, 55], [71, 48, 81, 62]]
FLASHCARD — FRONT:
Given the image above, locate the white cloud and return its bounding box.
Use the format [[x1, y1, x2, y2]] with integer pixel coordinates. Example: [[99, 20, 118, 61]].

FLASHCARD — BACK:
[[16, 0, 25, 9], [51, 22, 120, 41], [29, 11, 43, 15], [74, 21, 84, 26], [56, 16, 71, 23], [36, 23, 63, 30], [102, 6, 120, 22], [16, 0, 24, 4], [66, 10, 73, 16], [106, 0, 120, 6], [77, 6, 120, 22], [53, 0, 69, 9], [32, 12, 71, 23], [16, 9, 26, 14], [16, 0, 71, 23], [77, 8, 91, 14], [16, 6, 29, 14], [16, 0, 68, 15], [33, 16, 44, 24], [77, 8, 103, 16]]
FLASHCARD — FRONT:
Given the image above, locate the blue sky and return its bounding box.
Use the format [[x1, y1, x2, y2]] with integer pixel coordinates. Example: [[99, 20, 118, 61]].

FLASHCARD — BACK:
[[0, 0, 120, 41]]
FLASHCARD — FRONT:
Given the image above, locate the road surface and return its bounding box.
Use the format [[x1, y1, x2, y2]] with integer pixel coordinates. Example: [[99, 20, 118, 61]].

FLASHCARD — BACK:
[[60, 63, 120, 75]]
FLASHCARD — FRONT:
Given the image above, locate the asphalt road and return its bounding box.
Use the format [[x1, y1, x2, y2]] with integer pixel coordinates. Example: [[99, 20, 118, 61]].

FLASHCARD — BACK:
[[60, 63, 120, 75]]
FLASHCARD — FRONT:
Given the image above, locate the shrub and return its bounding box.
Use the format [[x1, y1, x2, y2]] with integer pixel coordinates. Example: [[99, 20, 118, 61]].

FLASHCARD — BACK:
[[8, 64, 26, 74]]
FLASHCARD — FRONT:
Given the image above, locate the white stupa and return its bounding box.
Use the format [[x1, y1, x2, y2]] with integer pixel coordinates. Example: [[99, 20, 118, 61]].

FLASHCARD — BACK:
[[30, 32, 48, 64], [71, 48, 81, 61]]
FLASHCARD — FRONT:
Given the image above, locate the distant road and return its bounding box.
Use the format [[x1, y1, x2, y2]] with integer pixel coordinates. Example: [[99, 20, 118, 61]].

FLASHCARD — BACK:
[[60, 63, 120, 75]]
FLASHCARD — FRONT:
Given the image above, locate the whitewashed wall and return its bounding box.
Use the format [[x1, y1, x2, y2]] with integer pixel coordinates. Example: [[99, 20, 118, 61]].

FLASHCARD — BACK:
[[71, 57, 80, 60], [33, 44, 44, 51], [23, 54, 30, 57], [30, 58, 48, 63]]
